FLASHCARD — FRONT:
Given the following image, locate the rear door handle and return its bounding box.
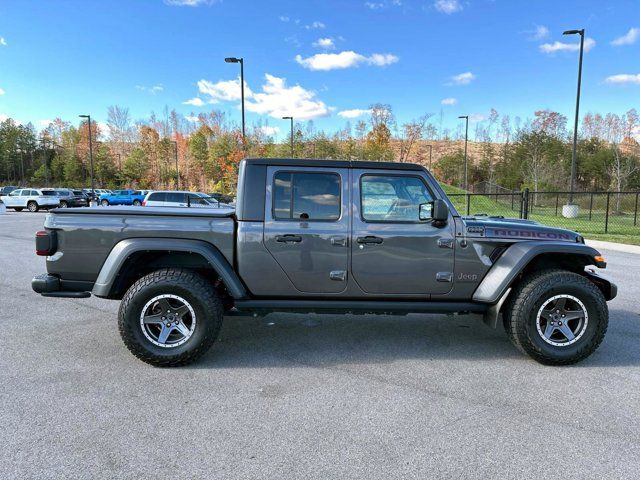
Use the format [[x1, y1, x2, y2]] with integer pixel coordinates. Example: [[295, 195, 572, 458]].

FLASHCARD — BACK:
[[276, 234, 302, 243], [356, 236, 383, 245], [331, 237, 347, 246]]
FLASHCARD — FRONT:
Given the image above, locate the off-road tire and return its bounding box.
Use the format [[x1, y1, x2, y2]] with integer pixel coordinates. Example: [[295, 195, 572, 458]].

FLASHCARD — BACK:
[[100, 199, 109, 206], [118, 268, 223, 367], [132, 199, 142, 206], [504, 269, 608, 365], [27, 201, 39, 212]]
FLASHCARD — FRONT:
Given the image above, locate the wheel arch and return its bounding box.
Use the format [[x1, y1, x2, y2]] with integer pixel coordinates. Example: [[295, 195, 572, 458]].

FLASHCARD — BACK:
[[474, 241, 612, 306], [92, 238, 248, 301]]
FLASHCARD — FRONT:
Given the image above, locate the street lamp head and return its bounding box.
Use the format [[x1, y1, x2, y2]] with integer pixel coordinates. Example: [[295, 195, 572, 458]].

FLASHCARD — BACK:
[[225, 57, 241, 63], [282, 116, 292, 120], [458, 115, 468, 119], [79, 114, 89, 119], [563, 29, 583, 36]]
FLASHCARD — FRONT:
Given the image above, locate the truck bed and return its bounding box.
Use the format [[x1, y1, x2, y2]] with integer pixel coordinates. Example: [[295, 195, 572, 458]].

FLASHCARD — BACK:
[[43, 207, 236, 287]]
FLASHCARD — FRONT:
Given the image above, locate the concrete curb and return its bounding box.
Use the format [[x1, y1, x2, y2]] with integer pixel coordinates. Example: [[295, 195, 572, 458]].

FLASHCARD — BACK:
[[586, 239, 640, 255]]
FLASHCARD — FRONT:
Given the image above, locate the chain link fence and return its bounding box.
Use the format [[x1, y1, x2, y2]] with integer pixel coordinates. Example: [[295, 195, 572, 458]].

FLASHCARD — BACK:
[[448, 190, 640, 237]]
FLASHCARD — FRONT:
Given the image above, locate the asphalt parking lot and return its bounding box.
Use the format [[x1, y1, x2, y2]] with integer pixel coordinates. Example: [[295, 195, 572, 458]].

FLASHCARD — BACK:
[[1, 210, 639, 479]]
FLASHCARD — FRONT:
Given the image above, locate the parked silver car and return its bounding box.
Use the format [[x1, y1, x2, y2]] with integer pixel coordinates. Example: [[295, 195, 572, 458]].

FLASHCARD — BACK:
[[0, 188, 60, 212], [142, 190, 229, 208]]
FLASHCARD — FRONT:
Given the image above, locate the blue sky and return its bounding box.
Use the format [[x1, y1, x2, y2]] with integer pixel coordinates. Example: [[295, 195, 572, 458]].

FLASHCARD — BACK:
[[0, 0, 638, 139]]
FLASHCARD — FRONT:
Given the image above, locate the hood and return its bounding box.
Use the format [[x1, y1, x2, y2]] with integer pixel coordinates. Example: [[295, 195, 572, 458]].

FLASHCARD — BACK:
[[462, 215, 582, 243]]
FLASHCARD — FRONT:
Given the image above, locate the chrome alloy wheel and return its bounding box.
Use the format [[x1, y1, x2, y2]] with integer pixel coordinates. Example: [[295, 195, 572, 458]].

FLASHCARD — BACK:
[[536, 294, 588, 347], [140, 294, 196, 348]]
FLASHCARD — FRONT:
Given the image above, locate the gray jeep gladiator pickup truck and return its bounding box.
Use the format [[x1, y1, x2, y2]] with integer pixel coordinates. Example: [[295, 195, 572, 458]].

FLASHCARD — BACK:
[[32, 158, 617, 366]]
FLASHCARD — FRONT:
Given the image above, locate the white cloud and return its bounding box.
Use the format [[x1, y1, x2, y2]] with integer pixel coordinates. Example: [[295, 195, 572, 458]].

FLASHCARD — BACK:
[[197, 77, 252, 102], [434, 0, 462, 14], [539, 37, 596, 53], [259, 125, 280, 136], [183, 97, 205, 106], [313, 37, 335, 49], [185, 115, 200, 123], [604, 73, 640, 85], [530, 25, 550, 41], [38, 119, 52, 128], [305, 21, 326, 30], [365, 2, 384, 9], [469, 113, 487, 123], [611, 27, 640, 46], [245, 74, 331, 120], [0, 113, 8, 122], [295, 51, 398, 70], [135, 84, 164, 94], [0, 37, 6, 46], [279, 16, 290, 22], [441, 97, 457, 105], [164, 0, 218, 6], [338, 109, 372, 118], [447, 72, 476, 85], [0, 87, 5, 95]]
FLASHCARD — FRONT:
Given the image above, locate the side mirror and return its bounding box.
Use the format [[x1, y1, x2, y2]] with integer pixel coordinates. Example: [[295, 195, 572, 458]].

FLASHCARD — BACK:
[[419, 199, 448, 225]]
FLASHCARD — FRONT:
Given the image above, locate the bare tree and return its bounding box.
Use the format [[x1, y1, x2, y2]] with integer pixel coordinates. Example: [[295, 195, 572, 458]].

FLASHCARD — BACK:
[[398, 114, 432, 163], [107, 106, 134, 168]]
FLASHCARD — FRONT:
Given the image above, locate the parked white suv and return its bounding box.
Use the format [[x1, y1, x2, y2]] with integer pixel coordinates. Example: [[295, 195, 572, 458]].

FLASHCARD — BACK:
[[0, 188, 61, 212], [142, 191, 228, 208]]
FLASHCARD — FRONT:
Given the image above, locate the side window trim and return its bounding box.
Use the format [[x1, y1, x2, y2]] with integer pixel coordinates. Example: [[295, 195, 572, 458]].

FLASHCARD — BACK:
[[272, 170, 342, 223], [359, 173, 434, 224]]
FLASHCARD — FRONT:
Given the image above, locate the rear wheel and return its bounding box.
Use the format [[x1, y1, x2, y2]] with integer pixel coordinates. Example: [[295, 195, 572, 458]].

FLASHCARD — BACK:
[[59, 201, 68, 208], [14, 207, 23, 212], [27, 201, 39, 212], [504, 269, 608, 365], [100, 199, 109, 206], [118, 268, 223, 367]]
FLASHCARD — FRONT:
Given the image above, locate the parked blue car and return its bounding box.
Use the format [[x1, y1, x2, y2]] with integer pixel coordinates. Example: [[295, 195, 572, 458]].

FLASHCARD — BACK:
[[99, 189, 146, 206]]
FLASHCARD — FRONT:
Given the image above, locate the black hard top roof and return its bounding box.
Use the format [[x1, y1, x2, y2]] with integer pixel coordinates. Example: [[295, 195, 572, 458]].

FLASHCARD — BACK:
[[243, 158, 424, 171]]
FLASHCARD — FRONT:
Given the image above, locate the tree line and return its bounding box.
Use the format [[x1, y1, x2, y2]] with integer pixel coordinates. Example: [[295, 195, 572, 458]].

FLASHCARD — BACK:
[[0, 104, 638, 195]]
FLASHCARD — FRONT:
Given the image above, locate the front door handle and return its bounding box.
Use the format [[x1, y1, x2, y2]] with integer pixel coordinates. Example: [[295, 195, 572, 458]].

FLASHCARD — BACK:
[[276, 234, 302, 243], [356, 236, 383, 245]]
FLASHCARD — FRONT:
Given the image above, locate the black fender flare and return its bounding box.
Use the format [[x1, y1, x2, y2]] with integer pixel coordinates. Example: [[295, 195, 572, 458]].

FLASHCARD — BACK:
[[92, 238, 248, 299], [473, 241, 608, 304]]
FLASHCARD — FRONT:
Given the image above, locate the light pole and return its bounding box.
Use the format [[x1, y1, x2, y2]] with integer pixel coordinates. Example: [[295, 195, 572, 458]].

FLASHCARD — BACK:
[[224, 57, 245, 145], [563, 28, 585, 211], [458, 116, 469, 191], [170, 140, 179, 188], [79, 114, 95, 204], [426, 144, 433, 171], [282, 116, 294, 157]]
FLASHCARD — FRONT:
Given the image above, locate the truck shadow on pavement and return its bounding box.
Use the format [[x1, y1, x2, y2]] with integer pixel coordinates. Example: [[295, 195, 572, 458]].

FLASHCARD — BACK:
[[190, 309, 638, 369]]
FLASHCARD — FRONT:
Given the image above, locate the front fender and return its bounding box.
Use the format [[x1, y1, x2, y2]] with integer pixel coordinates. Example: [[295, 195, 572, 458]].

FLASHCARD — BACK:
[[472, 241, 602, 304], [91, 238, 248, 299]]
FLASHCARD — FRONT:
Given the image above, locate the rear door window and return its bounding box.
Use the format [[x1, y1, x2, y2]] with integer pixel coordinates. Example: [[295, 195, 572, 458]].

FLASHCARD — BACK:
[[167, 192, 186, 204], [273, 172, 340, 221]]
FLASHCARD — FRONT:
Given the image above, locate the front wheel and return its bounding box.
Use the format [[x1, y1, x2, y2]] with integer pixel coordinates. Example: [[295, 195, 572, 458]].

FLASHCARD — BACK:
[[118, 268, 223, 367], [14, 207, 24, 212], [504, 269, 608, 365], [59, 201, 68, 208], [100, 199, 109, 207], [27, 201, 39, 212], [132, 199, 142, 206]]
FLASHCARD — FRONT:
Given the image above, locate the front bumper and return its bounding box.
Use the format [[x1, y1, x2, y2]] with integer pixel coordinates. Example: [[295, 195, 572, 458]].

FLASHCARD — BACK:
[[32, 274, 91, 298], [584, 268, 618, 301]]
